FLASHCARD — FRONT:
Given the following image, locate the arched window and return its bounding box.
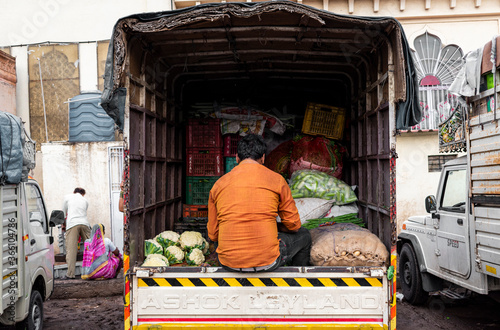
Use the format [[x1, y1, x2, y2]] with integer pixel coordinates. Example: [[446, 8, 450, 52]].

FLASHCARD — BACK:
[[411, 32, 464, 130]]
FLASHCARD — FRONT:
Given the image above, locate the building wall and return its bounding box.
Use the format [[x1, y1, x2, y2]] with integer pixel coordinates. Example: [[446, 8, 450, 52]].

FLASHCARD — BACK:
[[0, 50, 16, 115], [42, 141, 124, 254], [396, 132, 442, 232]]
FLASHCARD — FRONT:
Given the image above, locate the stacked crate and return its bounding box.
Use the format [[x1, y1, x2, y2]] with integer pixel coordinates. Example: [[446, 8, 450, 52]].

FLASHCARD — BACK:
[[185, 118, 223, 206], [223, 134, 242, 173]]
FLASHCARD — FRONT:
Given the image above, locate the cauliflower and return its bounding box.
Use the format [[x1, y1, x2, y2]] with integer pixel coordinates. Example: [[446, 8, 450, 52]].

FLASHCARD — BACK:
[[179, 231, 205, 252], [186, 248, 205, 266], [145, 239, 163, 257], [142, 253, 169, 267], [165, 246, 185, 264], [156, 230, 180, 249], [202, 238, 209, 255]]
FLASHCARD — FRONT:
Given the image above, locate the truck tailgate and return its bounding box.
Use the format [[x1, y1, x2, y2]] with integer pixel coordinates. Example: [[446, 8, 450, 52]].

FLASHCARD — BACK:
[[132, 266, 388, 329], [468, 105, 500, 277]]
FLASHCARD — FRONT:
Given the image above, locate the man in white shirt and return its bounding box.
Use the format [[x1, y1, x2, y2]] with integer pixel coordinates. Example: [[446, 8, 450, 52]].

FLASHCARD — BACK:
[[62, 187, 91, 279]]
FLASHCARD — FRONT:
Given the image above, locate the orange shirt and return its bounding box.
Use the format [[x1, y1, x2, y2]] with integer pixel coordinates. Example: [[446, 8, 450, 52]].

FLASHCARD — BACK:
[[208, 159, 301, 268]]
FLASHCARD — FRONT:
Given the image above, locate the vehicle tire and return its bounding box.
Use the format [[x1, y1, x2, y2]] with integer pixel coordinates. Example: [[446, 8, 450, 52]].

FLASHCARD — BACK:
[[15, 290, 43, 330], [399, 243, 428, 305]]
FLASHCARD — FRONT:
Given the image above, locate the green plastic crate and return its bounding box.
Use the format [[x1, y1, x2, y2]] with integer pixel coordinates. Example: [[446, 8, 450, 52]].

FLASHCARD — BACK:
[[225, 157, 238, 173], [186, 176, 220, 205]]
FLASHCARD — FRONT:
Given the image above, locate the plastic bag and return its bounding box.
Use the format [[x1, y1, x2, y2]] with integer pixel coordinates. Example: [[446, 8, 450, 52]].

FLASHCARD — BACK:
[[264, 140, 293, 179], [289, 135, 346, 178], [289, 170, 357, 205], [324, 203, 359, 218], [293, 198, 334, 224]]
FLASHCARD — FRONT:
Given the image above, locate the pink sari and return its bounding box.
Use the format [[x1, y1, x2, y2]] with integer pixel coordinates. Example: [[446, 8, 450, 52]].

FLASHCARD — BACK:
[[82, 224, 122, 280]]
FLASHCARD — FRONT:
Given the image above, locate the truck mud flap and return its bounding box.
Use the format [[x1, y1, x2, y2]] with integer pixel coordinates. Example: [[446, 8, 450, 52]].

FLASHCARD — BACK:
[[131, 267, 389, 329]]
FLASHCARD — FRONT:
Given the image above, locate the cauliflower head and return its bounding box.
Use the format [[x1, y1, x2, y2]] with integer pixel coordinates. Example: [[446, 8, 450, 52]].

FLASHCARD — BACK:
[[165, 246, 185, 264], [186, 248, 205, 266], [202, 238, 209, 255], [179, 231, 205, 251], [142, 253, 169, 267], [145, 239, 163, 257], [156, 230, 180, 249]]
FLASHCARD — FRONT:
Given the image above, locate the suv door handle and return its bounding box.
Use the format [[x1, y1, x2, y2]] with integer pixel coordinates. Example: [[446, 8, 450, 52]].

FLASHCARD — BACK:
[[30, 239, 36, 245], [457, 219, 463, 226]]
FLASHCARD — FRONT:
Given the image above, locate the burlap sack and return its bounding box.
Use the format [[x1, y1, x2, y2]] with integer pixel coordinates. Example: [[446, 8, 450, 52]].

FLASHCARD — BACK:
[[310, 223, 389, 267]]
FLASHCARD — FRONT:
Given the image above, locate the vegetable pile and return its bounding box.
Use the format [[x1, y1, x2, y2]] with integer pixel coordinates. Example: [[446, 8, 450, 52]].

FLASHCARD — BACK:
[[142, 230, 208, 267], [302, 213, 364, 230], [290, 170, 357, 205]]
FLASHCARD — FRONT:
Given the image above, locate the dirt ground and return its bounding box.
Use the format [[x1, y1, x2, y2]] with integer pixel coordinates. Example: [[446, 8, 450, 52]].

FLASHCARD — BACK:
[[2, 276, 500, 329], [397, 292, 500, 330], [43, 277, 123, 330]]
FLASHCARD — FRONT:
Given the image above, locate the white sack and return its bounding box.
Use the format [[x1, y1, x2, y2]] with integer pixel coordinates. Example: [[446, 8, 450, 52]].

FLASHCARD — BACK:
[[278, 198, 334, 224]]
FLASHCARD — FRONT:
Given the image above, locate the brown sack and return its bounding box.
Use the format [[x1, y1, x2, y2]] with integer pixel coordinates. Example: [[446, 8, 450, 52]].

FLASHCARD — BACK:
[[309, 223, 389, 267]]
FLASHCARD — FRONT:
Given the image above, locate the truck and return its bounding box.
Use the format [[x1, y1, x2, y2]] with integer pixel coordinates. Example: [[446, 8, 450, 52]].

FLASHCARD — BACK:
[[100, 2, 421, 329], [0, 112, 64, 329], [398, 37, 500, 304]]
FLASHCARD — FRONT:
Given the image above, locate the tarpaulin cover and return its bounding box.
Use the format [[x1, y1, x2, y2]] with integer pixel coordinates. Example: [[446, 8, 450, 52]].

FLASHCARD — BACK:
[[100, 1, 421, 130], [0, 111, 23, 184]]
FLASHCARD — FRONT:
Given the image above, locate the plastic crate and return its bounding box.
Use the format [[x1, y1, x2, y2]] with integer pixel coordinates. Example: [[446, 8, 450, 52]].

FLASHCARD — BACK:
[[225, 157, 238, 173], [186, 176, 220, 205], [301, 102, 346, 140], [186, 118, 222, 148], [186, 148, 223, 176], [174, 217, 208, 240], [183, 204, 209, 218], [223, 134, 242, 157]]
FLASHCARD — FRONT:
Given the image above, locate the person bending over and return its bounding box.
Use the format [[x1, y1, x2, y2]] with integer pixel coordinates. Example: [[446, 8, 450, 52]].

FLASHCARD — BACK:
[[62, 187, 91, 279], [208, 134, 311, 272], [82, 224, 122, 280]]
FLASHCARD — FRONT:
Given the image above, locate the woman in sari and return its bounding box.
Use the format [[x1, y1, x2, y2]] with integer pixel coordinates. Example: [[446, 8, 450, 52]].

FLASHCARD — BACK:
[[82, 224, 122, 280]]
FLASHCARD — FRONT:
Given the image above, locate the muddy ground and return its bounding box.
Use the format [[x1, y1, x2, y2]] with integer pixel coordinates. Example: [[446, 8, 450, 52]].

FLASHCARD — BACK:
[[397, 293, 500, 330], [2, 277, 500, 329], [43, 277, 124, 329]]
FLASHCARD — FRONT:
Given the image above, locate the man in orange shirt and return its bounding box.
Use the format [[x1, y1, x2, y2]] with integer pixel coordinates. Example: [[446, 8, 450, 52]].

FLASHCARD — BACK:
[[208, 134, 311, 272]]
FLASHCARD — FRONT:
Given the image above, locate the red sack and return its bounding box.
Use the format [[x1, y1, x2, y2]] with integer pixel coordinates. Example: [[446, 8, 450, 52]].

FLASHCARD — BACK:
[[289, 135, 346, 178], [264, 140, 293, 179]]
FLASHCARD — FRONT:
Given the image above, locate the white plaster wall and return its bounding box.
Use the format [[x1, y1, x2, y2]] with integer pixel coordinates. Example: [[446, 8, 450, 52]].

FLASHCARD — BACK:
[[396, 133, 442, 233], [41, 141, 124, 254], [403, 20, 500, 54], [78, 42, 98, 92]]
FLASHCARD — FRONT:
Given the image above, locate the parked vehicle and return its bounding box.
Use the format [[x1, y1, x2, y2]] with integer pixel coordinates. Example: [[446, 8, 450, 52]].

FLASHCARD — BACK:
[[0, 112, 64, 329], [101, 2, 420, 328], [398, 38, 500, 304]]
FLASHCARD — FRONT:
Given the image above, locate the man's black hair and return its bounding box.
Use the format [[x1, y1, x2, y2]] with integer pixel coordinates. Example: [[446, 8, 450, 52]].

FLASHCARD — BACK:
[[237, 134, 267, 161], [74, 187, 86, 195]]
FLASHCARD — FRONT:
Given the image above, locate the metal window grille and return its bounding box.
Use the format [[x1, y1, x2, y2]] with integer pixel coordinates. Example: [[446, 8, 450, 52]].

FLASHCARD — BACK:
[[411, 32, 464, 131], [412, 87, 461, 130]]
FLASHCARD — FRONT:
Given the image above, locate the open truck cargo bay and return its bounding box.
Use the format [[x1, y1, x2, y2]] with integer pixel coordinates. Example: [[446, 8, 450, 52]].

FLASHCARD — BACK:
[[100, 1, 420, 328]]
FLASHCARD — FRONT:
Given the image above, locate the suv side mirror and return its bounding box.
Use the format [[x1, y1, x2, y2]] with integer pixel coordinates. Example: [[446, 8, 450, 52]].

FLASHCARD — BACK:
[[49, 210, 65, 227], [425, 195, 437, 213]]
